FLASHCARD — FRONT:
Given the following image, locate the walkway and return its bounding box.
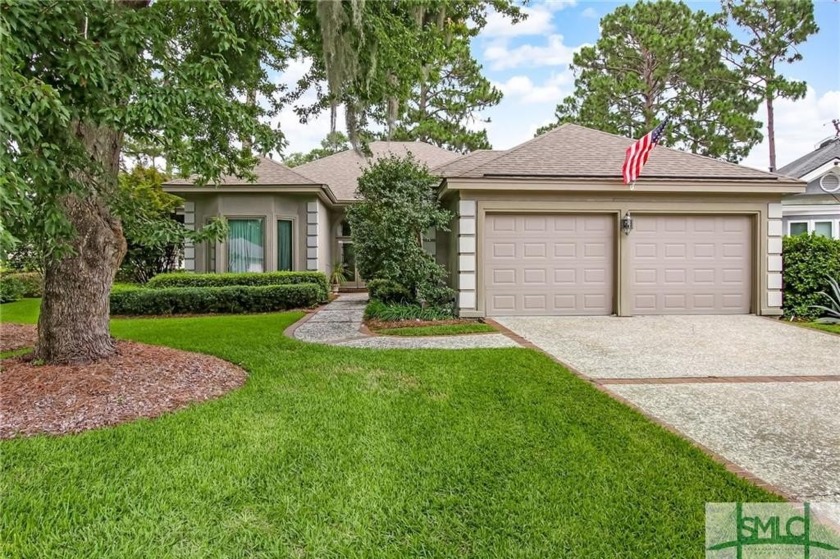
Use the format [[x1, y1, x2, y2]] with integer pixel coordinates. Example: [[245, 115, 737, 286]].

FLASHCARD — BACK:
[[291, 293, 519, 349]]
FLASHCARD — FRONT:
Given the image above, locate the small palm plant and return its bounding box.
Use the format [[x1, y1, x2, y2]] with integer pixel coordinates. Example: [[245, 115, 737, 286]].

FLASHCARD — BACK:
[[329, 261, 348, 293], [811, 275, 840, 324]]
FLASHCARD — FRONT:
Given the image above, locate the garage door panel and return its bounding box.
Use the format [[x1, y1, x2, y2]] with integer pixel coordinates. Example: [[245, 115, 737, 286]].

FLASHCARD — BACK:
[[485, 214, 614, 316], [629, 215, 751, 315]]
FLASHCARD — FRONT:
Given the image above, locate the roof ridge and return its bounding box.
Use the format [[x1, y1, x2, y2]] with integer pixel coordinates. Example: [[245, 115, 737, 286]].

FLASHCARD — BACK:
[[259, 156, 320, 185], [450, 150, 510, 177]]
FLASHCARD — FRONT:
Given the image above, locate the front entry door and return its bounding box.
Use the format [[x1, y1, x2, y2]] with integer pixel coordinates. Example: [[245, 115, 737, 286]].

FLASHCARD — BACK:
[[339, 241, 364, 288]]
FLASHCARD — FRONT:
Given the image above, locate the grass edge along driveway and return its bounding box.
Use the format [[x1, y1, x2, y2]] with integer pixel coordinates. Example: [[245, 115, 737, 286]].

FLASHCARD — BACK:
[[0, 299, 778, 558]]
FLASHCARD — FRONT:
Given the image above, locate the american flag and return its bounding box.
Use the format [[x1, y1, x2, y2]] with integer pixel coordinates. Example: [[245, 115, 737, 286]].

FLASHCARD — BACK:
[[622, 118, 669, 185]]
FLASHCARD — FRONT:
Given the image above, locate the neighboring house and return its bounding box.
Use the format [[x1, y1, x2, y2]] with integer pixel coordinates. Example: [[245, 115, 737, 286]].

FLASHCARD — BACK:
[[164, 124, 804, 317], [776, 137, 840, 239]]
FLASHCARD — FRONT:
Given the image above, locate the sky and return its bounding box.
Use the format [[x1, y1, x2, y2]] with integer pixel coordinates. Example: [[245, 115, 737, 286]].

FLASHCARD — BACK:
[[275, 0, 840, 172]]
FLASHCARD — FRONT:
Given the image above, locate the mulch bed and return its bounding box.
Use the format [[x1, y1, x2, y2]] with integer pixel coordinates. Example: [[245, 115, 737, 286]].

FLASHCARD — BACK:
[[1, 323, 37, 352], [0, 341, 246, 439]]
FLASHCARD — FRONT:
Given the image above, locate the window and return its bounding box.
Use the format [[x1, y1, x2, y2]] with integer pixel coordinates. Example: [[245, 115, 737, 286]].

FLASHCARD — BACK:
[[227, 218, 264, 272], [789, 222, 808, 236], [815, 221, 833, 238], [340, 220, 352, 237], [208, 241, 217, 272], [277, 220, 293, 271]]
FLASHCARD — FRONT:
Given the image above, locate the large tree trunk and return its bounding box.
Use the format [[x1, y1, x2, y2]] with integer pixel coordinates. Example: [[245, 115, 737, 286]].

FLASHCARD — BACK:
[[34, 123, 127, 364], [766, 96, 776, 172]]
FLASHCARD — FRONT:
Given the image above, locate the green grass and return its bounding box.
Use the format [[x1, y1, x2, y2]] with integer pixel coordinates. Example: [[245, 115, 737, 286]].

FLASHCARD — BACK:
[[0, 299, 777, 558], [804, 322, 840, 335], [374, 322, 497, 337]]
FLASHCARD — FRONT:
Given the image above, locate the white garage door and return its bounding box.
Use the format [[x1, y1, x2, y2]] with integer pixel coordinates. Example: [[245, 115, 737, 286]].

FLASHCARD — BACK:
[[484, 214, 614, 316], [628, 215, 752, 314]]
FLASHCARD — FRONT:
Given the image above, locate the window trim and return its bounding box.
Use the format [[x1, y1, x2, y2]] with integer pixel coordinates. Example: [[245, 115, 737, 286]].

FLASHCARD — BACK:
[[276, 217, 297, 271], [787, 218, 840, 239], [225, 216, 266, 273]]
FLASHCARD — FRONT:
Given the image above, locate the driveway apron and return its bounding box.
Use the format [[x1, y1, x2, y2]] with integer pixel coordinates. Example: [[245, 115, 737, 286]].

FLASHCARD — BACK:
[[494, 315, 840, 522]]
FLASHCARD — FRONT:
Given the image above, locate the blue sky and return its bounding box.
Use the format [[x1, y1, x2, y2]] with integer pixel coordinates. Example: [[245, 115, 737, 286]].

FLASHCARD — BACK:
[[278, 0, 840, 170]]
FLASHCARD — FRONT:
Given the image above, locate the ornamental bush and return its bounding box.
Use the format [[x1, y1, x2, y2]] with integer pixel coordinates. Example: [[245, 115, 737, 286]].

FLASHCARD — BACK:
[[363, 300, 455, 322], [0, 276, 25, 303], [2, 272, 43, 297], [367, 279, 415, 304], [782, 234, 840, 319], [146, 271, 329, 302], [110, 284, 321, 316]]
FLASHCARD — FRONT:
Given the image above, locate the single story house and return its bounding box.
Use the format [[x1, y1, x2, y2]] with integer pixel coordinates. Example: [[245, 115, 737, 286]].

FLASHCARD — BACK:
[[164, 123, 804, 317], [776, 136, 840, 239]]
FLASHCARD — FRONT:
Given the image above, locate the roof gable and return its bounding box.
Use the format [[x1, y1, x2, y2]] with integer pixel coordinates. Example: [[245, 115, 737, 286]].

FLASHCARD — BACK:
[[294, 141, 461, 201], [777, 138, 840, 178], [451, 123, 796, 182]]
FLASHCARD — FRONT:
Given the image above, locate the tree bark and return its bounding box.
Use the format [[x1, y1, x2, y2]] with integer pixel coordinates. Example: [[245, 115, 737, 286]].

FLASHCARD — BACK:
[[35, 122, 127, 364], [766, 95, 776, 172]]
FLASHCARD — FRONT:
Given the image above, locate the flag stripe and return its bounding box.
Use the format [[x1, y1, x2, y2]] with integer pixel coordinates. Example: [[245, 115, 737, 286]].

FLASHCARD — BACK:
[[622, 119, 669, 185]]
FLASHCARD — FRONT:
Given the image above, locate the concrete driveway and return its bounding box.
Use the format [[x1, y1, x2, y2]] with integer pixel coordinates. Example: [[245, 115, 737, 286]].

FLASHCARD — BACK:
[[494, 315, 840, 517]]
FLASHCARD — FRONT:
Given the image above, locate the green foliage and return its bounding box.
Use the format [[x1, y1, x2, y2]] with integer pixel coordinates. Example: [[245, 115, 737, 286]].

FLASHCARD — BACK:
[[782, 234, 840, 319], [1, 272, 43, 298], [110, 284, 320, 316], [147, 271, 329, 302], [294, 1, 521, 149], [812, 276, 840, 324], [0, 276, 25, 304], [540, 0, 762, 162], [347, 155, 455, 307], [367, 279, 415, 305], [374, 322, 496, 337], [721, 0, 819, 169], [1, 0, 296, 256], [116, 165, 229, 283], [283, 132, 349, 167], [363, 300, 455, 321]]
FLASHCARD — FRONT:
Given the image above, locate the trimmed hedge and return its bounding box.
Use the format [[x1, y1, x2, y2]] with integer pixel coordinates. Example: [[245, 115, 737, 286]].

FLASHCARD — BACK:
[[147, 272, 329, 302], [0, 276, 25, 303], [783, 234, 840, 319], [367, 279, 414, 304], [364, 300, 455, 321], [110, 284, 321, 316], [1, 272, 43, 298]]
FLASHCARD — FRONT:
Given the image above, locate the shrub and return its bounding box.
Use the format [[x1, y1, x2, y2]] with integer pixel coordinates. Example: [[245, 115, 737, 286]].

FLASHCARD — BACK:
[[110, 284, 321, 316], [3, 272, 44, 297], [147, 272, 329, 302], [367, 279, 414, 304], [782, 234, 840, 319], [363, 300, 455, 322], [0, 276, 25, 304]]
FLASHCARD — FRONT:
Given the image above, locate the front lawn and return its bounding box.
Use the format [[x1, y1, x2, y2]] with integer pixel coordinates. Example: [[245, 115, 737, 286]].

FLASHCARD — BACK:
[[804, 322, 840, 335], [1, 299, 777, 557]]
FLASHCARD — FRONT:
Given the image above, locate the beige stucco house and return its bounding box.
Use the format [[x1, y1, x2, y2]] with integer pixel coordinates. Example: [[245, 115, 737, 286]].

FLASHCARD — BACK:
[[164, 124, 804, 317]]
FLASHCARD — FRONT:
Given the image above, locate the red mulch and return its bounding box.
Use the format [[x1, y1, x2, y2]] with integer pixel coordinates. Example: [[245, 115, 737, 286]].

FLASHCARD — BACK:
[[0, 341, 246, 439], [0, 323, 37, 352]]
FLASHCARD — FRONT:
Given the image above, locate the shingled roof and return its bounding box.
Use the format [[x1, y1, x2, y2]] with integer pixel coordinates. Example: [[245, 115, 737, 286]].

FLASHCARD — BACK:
[[432, 150, 506, 177], [165, 157, 318, 187], [777, 138, 840, 178], [447, 123, 799, 183], [294, 141, 461, 201]]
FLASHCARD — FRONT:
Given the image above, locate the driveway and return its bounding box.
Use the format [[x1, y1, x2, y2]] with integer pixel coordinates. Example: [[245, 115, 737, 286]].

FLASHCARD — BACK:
[[494, 315, 840, 518]]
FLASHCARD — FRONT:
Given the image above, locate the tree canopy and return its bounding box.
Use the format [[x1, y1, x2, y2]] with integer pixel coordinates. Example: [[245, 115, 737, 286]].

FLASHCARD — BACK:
[[720, 0, 819, 170], [539, 0, 763, 162], [283, 132, 350, 167]]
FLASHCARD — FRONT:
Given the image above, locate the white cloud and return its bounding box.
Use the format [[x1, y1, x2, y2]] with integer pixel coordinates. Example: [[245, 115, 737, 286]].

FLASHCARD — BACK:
[[581, 7, 598, 19], [495, 72, 574, 104], [481, 5, 555, 38], [740, 87, 840, 171], [484, 34, 585, 71]]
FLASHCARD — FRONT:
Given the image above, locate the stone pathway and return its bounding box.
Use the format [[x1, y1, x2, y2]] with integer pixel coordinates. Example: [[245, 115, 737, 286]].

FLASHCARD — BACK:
[[291, 293, 518, 349]]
